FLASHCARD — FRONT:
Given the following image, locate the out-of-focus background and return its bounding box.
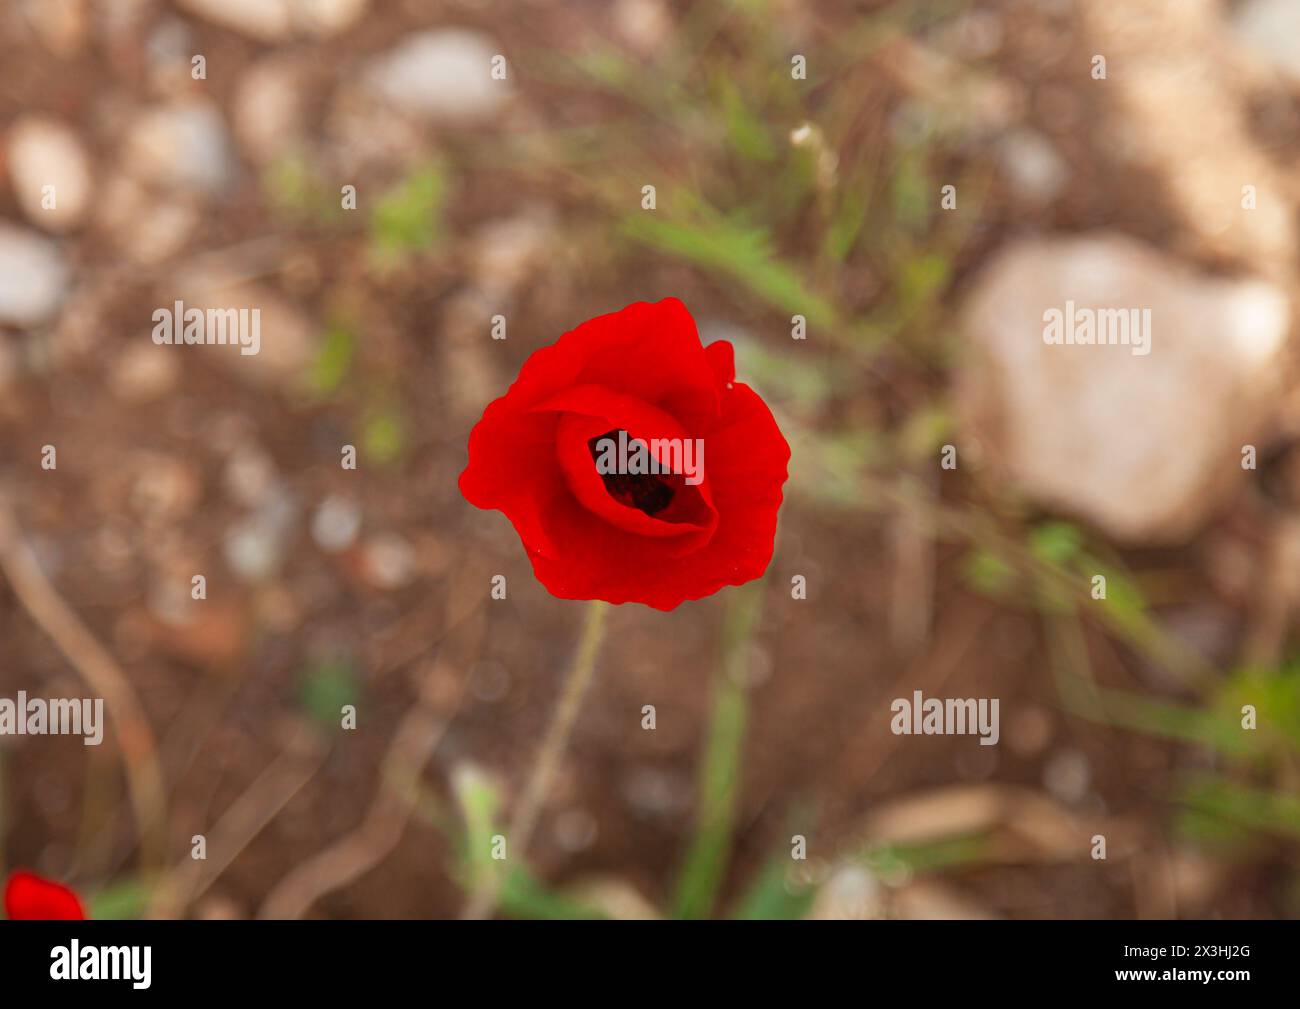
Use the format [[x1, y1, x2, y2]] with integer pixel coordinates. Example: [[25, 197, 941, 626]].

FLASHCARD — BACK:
[[1, 0, 1298, 920]]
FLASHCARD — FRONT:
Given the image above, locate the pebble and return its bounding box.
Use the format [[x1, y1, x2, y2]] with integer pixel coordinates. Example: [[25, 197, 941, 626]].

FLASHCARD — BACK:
[[123, 100, 234, 196], [957, 233, 1291, 543], [7, 116, 93, 231], [174, 0, 292, 41], [310, 495, 362, 553], [1232, 0, 1300, 83], [0, 224, 70, 327], [363, 29, 512, 122]]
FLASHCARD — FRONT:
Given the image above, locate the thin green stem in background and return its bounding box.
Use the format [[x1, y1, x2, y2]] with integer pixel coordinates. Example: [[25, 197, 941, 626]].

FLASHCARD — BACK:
[[460, 600, 610, 919], [672, 584, 763, 919]]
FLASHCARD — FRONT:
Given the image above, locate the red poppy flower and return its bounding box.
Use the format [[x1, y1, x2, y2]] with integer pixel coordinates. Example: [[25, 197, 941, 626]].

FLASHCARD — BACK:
[[460, 298, 790, 610], [4, 870, 86, 920]]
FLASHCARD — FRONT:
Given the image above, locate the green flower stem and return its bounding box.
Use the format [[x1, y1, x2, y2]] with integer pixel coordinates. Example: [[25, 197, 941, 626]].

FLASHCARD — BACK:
[[462, 600, 610, 919]]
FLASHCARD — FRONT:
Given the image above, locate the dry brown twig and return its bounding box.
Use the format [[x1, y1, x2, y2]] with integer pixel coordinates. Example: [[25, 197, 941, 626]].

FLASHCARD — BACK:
[[0, 498, 168, 870], [257, 560, 488, 920], [148, 719, 328, 918]]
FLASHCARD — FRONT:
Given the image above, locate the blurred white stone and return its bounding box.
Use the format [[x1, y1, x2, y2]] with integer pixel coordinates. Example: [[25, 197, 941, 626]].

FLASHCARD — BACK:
[[8, 116, 92, 231], [996, 128, 1067, 206], [124, 100, 234, 195], [22, 0, 87, 57], [233, 58, 306, 164], [0, 224, 70, 327], [1042, 749, 1091, 804], [144, 18, 194, 90], [956, 233, 1291, 543], [894, 880, 999, 920], [292, 0, 366, 36], [311, 495, 361, 553], [809, 864, 884, 920], [110, 343, 179, 402], [1232, 0, 1300, 82], [612, 0, 671, 53], [222, 447, 278, 507], [175, 0, 292, 41], [97, 174, 200, 264], [223, 486, 298, 583], [363, 29, 512, 122], [363, 534, 415, 589], [470, 207, 556, 297], [1082, 0, 1296, 275], [171, 275, 313, 386]]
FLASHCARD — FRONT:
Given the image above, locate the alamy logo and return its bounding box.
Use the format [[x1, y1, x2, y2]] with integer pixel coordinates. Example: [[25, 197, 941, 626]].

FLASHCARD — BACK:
[[152, 301, 261, 356], [1042, 300, 1151, 356], [0, 692, 103, 745], [591, 429, 705, 486], [890, 690, 1000, 746], [50, 941, 151, 989]]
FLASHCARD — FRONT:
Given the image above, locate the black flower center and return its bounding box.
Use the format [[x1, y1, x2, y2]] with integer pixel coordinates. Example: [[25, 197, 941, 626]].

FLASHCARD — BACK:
[[588, 429, 675, 516]]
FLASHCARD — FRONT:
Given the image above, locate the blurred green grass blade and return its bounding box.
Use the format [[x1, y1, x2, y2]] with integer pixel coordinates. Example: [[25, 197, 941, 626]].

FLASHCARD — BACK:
[[1069, 683, 1254, 757], [452, 765, 504, 896], [500, 868, 608, 920], [297, 658, 360, 732], [732, 855, 815, 920], [671, 585, 762, 919], [306, 322, 357, 399], [361, 401, 407, 467], [864, 835, 991, 877], [717, 75, 776, 163], [89, 879, 150, 921], [1177, 774, 1300, 844], [450, 768, 606, 919], [369, 160, 448, 265], [622, 209, 841, 331]]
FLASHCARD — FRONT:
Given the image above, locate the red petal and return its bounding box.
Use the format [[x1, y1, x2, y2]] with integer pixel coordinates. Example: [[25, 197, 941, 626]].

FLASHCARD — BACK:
[[526, 377, 789, 610], [4, 871, 86, 920], [459, 300, 789, 610]]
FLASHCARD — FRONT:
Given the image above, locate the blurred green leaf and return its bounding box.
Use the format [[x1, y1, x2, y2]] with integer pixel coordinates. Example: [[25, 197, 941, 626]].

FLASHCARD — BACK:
[[1029, 521, 1084, 567], [732, 856, 815, 920], [963, 548, 1016, 598], [500, 868, 608, 920], [862, 835, 991, 883], [306, 323, 357, 399], [895, 251, 950, 315], [890, 147, 932, 234], [369, 162, 447, 265], [89, 879, 149, 921], [297, 659, 360, 731], [361, 405, 406, 467], [718, 76, 776, 163], [451, 765, 504, 896], [672, 584, 761, 919], [264, 153, 339, 224], [623, 205, 844, 333], [1176, 775, 1300, 845]]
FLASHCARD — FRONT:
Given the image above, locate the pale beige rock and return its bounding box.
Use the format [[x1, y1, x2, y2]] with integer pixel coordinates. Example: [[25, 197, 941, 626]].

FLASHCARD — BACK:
[[8, 116, 92, 231], [174, 0, 292, 41], [1232, 0, 1300, 84], [233, 58, 306, 164], [97, 174, 200, 264], [110, 342, 180, 402], [956, 233, 1292, 543], [292, 0, 366, 36], [363, 29, 512, 122], [170, 274, 314, 387], [123, 100, 234, 195], [0, 223, 70, 327], [1079, 0, 1296, 277], [21, 0, 87, 57]]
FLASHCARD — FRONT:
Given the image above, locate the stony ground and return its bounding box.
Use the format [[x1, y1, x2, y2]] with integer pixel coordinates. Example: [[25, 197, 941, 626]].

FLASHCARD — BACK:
[[0, 0, 1298, 919]]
